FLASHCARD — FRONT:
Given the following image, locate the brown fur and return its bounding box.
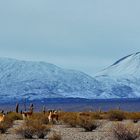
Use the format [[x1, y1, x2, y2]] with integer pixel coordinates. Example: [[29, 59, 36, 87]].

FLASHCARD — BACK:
[[0, 114, 5, 122], [22, 111, 33, 120], [48, 111, 59, 123], [79, 112, 90, 117]]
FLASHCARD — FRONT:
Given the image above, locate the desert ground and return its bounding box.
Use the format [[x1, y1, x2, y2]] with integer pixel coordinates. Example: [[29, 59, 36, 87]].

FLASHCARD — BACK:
[[0, 107, 140, 140]]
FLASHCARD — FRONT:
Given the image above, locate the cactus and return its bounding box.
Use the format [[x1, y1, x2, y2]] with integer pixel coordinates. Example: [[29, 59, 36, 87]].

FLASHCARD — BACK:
[[98, 107, 102, 113], [117, 105, 121, 110], [29, 103, 34, 113], [16, 103, 19, 113], [23, 98, 26, 111], [42, 106, 46, 115]]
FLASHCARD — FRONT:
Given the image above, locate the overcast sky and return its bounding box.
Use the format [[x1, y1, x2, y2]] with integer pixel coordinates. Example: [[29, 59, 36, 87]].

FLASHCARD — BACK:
[[0, 0, 140, 76]]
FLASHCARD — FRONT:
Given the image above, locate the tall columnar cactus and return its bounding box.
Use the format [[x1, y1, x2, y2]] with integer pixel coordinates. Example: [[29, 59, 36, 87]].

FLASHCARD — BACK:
[[42, 106, 46, 115], [16, 103, 19, 113], [29, 103, 34, 113], [98, 107, 102, 113], [117, 105, 121, 110]]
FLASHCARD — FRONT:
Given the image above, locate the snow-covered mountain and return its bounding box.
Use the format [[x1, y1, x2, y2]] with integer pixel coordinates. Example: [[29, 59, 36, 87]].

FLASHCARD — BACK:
[[0, 57, 102, 101], [95, 52, 140, 98], [96, 52, 140, 77], [0, 52, 140, 101]]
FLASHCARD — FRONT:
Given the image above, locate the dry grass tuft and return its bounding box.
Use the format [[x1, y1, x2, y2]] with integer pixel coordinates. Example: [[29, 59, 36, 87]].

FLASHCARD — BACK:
[[0, 121, 12, 134], [30, 113, 49, 125], [108, 110, 126, 121], [6, 112, 22, 121], [15, 125, 35, 139], [126, 112, 140, 123], [60, 112, 78, 127], [90, 112, 103, 120], [16, 119, 51, 139], [0, 112, 20, 134], [112, 123, 140, 140], [77, 115, 100, 132], [49, 132, 62, 140]]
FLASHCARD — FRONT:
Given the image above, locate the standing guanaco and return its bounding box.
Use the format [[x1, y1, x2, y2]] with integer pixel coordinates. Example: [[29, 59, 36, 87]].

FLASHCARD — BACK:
[[0, 113, 5, 123], [22, 104, 34, 120], [22, 111, 33, 120], [48, 110, 59, 123]]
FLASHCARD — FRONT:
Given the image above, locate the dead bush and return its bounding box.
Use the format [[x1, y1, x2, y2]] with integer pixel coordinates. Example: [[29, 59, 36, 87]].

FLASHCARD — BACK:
[[112, 123, 140, 140]]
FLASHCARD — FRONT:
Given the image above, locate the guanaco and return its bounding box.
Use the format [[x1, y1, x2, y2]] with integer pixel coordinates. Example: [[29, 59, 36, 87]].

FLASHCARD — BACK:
[[48, 110, 58, 123], [0, 113, 5, 123], [22, 111, 33, 120], [22, 105, 34, 120]]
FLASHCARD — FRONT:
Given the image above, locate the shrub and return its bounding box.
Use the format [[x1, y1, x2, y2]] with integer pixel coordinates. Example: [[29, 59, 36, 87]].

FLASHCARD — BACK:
[[49, 132, 62, 140], [29, 119, 50, 138], [108, 110, 126, 121], [40, 115, 49, 125], [0, 114, 14, 134], [30, 113, 49, 125], [6, 112, 22, 121], [16, 119, 51, 139], [112, 123, 140, 140], [126, 112, 140, 123], [61, 112, 78, 127], [16, 126, 35, 139], [78, 116, 99, 131], [91, 112, 103, 120], [0, 121, 12, 134]]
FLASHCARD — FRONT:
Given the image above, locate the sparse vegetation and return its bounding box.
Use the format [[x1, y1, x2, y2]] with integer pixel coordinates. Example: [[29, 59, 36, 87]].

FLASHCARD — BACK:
[[108, 110, 126, 121], [0, 112, 22, 134], [6, 112, 22, 121], [49, 132, 62, 140], [90, 112, 103, 120], [16, 125, 35, 139], [112, 123, 140, 140], [16, 118, 51, 139], [0, 121, 12, 134], [77, 115, 100, 131], [29, 113, 49, 124], [59, 112, 101, 131], [125, 112, 140, 123], [0, 108, 140, 140], [60, 112, 78, 127]]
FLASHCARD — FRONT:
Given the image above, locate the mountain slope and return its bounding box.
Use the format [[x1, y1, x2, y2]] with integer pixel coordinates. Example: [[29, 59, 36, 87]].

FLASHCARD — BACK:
[[0, 52, 140, 101], [0, 58, 102, 101], [95, 52, 140, 98], [96, 52, 140, 77]]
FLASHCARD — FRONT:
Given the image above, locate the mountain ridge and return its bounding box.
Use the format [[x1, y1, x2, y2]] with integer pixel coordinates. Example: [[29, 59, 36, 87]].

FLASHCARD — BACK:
[[0, 57, 103, 101], [95, 52, 140, 77], [0, 52, 140, 101]]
